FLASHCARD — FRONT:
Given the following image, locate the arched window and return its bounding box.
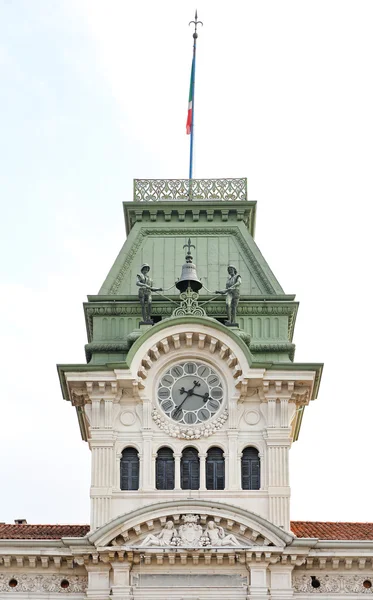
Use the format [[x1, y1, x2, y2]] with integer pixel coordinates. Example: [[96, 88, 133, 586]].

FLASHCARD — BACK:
[[241, 447, 260, 490], [156, 447, 175, 490], [206, 447, 225, 490], [181, 447, 200, 490], [120, 447, 139, 490]]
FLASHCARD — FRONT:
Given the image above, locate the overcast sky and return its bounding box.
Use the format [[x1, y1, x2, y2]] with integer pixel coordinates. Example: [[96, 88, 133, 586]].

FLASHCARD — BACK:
[[1, 0, 373, 526]]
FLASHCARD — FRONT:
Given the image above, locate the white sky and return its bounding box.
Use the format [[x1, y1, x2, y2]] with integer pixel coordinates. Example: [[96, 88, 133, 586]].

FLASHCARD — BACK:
[[1, 0, 373, 526]]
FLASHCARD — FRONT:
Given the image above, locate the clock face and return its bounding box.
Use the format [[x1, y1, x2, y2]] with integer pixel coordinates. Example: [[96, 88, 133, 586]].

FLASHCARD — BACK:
[[157, 361, 224, 425]]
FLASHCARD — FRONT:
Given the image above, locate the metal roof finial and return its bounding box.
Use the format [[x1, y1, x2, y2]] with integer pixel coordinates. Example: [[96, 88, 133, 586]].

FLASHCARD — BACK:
[[189, 9, 203, 38]]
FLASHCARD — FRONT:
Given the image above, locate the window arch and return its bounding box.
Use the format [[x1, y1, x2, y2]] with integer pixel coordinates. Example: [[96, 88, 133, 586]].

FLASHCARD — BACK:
[[241, 446, 260, 490], [181, 447, 200, 490], [120, 447, 139, 490], [156, 447, 175, 490], [206, 446, 225, 490]]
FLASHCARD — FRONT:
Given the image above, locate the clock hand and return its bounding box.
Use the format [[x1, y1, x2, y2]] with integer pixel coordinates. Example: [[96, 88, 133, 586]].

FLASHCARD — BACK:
[[179, 381, 200, 395], [190, 391, 211, 402], [173, 381, 201, 416]]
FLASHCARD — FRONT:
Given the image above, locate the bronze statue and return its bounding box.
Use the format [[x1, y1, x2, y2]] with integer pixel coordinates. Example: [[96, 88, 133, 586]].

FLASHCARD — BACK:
[[136, 264, 162, 324], [216, 265, 241, 325]]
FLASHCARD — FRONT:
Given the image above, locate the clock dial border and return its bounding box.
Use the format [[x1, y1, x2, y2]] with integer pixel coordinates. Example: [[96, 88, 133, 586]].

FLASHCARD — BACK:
[[156, 360, 225, 426]]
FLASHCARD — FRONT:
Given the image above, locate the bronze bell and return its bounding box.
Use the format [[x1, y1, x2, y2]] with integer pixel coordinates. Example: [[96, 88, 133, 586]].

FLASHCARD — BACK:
[[176, 238, 203, 293]]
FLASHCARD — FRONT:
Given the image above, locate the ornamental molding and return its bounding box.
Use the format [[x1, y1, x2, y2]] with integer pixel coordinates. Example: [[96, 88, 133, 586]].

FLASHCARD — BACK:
[[107, 228, 276, 295], [85, 303, 295, 317], [0, 574, 87, 594], [250, 343, 295, 360], [151, 407, 228, 440], [84, 302, 297, 343], [293, 574, 373, 594], [136, 330, 242, 383]]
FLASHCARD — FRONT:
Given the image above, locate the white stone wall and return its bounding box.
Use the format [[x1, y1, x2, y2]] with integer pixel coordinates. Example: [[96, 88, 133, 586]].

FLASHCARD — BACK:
[[66, 323, 316, 532]]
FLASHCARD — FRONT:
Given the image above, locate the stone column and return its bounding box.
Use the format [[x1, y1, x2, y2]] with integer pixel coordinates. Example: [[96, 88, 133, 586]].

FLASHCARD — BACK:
[[141, 431, 153, 490], [111, 561, 133, 600], [174, 453, 181, 490], [227, 430, 239, 489], [199, 452, 207, 491]]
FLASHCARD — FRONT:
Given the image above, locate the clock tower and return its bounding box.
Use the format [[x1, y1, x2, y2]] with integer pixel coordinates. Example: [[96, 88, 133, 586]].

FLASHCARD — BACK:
[[58, 177, 322, 598]]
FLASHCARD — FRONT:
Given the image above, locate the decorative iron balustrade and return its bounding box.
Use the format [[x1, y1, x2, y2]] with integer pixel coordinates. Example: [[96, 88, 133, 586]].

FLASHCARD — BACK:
[[133, 178, 247, 202]]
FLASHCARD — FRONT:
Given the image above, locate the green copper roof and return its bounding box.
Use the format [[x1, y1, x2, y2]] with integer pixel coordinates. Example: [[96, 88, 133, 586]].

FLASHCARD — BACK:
[[99, 217, 284, 297]]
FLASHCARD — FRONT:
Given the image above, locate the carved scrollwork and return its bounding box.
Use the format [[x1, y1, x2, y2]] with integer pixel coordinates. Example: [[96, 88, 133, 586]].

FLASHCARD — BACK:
[[0, 574, 88, 593], [172, 288, 206, 317], [293, 574, 373, 594]]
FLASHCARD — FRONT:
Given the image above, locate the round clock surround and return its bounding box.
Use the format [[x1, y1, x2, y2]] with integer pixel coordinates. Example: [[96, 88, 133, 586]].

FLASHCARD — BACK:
[[156, 360, 225, 426]]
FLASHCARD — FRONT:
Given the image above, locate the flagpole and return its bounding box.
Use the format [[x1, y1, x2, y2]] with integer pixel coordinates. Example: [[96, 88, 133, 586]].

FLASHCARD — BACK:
[[188, 11, 203, 192]]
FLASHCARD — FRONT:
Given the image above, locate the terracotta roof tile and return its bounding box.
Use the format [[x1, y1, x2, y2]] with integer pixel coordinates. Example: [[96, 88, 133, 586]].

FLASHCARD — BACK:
[[291, 521, 373, 540], [1, 522, 373, 541], [0, 524, 90, 540]]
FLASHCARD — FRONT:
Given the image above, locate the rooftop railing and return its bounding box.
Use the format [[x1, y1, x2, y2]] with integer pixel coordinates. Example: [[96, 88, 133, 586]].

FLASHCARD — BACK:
[[133, 178, 247, 202]]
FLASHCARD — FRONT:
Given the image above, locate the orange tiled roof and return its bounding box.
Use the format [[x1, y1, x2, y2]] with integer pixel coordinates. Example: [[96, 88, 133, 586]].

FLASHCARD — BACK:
[[1, 522, 373, 541], [0, 524, 90, 540], [291, 521, 373, 540]]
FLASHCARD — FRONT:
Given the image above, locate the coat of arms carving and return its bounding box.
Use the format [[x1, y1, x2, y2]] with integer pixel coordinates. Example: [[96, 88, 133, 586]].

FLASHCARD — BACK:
[[140, 514, 242, 548]]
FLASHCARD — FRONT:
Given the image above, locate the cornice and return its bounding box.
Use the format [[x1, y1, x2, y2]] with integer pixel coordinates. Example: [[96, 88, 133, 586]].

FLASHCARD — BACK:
[[124, 200, 256, 236]]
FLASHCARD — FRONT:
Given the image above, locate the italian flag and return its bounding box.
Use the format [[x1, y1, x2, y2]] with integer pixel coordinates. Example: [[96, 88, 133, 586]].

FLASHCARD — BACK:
[[186, 57, 195, 135]]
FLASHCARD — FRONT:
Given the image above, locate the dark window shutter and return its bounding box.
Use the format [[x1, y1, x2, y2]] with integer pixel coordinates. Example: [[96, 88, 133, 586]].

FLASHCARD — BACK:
[[216, 457, 225, 490], [181, 447, 200, 490], [120, 460, 129, 490], [206, 447, 225, 490], [241, 447, 260, 490], [120, 447, 139, 490], [206, 460, 214, 490], [156, 447, 175, 490]]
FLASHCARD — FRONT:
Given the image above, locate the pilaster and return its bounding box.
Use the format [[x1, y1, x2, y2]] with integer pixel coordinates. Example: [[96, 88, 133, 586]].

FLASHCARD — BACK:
[[249, 563, 269, 600], [85, 564, 111, 600], [269, 565, 294, 600], [110, 561, 133, 600]]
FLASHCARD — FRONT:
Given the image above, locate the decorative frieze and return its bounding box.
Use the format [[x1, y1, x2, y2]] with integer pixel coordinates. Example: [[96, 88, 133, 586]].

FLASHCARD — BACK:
[[0, 574, 87, 593], [293, 574, 373, 594]]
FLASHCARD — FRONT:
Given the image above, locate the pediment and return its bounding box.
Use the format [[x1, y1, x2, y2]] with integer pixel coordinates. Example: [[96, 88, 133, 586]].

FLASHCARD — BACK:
[[88, 500, 293, 549]]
